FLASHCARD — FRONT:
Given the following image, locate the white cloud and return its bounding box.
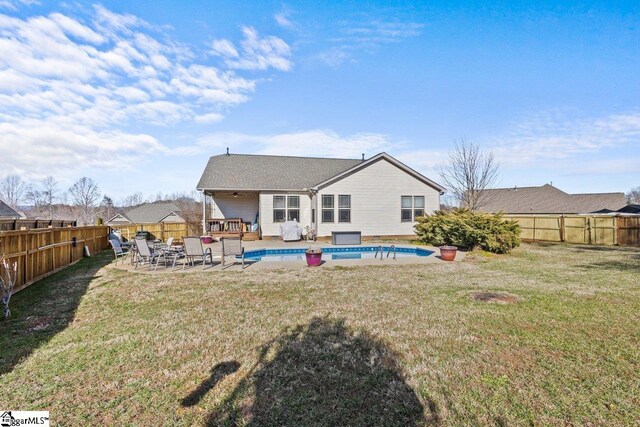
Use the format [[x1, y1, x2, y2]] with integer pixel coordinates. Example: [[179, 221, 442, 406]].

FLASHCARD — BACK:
[[0, 118, 165, 180], [0, 5, 291, 178], [487, 110, 640, 166], [319, 20, 423, 67], [210, 39, 238, 58], [194, 112, 224, 124], [274, 10, 295, 29], [0, 0, 38, 11], [210, 26, 292, 71], [187, 129, 401, 159]]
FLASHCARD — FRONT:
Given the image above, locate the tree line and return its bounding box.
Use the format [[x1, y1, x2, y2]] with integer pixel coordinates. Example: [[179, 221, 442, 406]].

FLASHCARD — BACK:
[[0, 175, 200, 226]]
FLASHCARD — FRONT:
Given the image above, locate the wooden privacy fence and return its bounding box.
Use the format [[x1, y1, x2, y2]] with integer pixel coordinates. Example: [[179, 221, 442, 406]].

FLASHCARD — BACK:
[[109, 222, 199, 243], [503, 215, 640, 246], [0, 226, 109, 294], [0, 219, 77, 231]]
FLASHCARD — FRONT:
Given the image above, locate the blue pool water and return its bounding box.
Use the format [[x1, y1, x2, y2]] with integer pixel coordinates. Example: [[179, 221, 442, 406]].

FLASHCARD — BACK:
[[243, 246, 434, 262]]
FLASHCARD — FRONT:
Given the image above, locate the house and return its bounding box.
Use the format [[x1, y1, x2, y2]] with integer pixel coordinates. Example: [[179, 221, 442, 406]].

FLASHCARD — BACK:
[[196, 152, 445, 240], [592, 204, 640, 215], [106, 202, 185, 225], [0, 199, 22, 219], [478, 184, 626, 214]]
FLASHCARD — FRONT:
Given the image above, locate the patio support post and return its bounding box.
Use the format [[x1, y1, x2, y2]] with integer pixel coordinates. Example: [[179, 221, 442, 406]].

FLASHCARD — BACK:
[[201, 191, 207, 235]]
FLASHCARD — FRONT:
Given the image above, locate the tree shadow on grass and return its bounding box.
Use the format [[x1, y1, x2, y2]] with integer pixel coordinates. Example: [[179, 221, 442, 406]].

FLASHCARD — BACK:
[[578, 260, 640, 272], [0, 251, 112, 376], [205, 317, 436, 426], [181, 361, 241, 407]]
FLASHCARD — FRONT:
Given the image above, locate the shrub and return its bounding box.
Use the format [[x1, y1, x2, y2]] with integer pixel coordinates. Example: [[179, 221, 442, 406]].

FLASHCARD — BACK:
[[414, 208, 520, 253]]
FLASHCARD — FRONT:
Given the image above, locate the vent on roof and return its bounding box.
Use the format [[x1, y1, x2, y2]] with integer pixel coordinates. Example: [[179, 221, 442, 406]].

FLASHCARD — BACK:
[[362, 153, 365, 161], [226, 147, 230, 156]]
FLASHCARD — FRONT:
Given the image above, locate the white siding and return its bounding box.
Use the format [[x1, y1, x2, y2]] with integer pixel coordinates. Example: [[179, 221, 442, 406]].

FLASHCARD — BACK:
[[211, 193, 259, 223], [316, 158, 440, 237], [260, 192, 312, 237]]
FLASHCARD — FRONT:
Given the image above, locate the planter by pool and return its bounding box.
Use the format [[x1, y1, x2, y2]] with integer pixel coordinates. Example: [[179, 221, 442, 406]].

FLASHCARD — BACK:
[[305, 250, 323, 266], [439, 245, 458, 261]]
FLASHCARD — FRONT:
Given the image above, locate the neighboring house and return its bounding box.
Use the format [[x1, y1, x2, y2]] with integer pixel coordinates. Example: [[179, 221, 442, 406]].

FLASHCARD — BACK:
[[106, 202, 185, 225], [592, 204, 640, 215], [196, 152, 445, 239], [478, 184, 626, 214], [0, 199, 22, 219]]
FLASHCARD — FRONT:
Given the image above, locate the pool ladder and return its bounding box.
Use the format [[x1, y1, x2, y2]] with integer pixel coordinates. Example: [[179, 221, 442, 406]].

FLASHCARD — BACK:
[[374, 245, 396, 260]]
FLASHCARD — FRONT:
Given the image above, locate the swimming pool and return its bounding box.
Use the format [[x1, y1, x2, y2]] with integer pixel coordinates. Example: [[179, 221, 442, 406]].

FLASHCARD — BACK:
[[243, 246, 434, 262]]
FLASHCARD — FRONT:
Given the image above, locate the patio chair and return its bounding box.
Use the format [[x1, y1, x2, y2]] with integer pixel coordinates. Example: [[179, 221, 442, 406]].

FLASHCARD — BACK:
[[134, 236, 160, 270], [109, 239, 128, 264], [182, 236, 213, 269], [221, 237, 245, 269]]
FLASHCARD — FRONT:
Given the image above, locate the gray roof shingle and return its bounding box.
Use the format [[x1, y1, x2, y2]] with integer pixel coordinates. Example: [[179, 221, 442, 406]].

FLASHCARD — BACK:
[[0, 199, 21, 219], [478, 184, 626, 214], [197, 154, 363, 190], [121, 202, 183, 223]]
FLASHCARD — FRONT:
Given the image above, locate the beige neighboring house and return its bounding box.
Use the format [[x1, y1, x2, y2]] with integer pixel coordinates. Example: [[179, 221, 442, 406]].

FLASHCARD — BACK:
[[478, 184, 626, 214], [0, 199, 23, 219], [106, 202, 185, 225], [197, 151, 445, 239]]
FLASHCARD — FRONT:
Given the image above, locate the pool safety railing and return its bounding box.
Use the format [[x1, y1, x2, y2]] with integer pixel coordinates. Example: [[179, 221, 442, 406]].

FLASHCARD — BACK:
[[374, 245, 397, 260], [387, 245, 396, 260]]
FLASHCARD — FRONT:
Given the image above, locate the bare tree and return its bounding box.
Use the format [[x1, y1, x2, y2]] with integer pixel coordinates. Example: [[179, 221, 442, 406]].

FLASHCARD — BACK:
[[122, 192, 143, 207], [69, 177, 101, 225], [42, 176, 58, 219], [25, 186, 45, 211], [100, 195, 115, 222], [174, 193, 203, 235], [626, 187, 640, 204], [0, 256, 17, 319], [439, 139, 500, 210], [0, 175, 28, 209]]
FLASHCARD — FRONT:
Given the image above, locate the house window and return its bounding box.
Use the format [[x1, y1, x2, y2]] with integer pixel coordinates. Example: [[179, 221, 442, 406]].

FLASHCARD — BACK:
[[274, 195, 300, 222], [287, 196, 300, 221], [273, 195, 286, 222], [338, 195, 351, 223], [401, 196, 425, 222], [413, 196, 425, 220], [322, 194, 334, 223]]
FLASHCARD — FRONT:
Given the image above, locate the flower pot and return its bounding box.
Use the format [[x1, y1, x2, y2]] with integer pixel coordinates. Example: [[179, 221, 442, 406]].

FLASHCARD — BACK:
[[439, 245, 457, 261], [305, 250, 322, 266]]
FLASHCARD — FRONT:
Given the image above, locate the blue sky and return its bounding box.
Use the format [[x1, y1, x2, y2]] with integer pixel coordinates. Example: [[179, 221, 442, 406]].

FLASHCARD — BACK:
[[0, 0, 638, 202]]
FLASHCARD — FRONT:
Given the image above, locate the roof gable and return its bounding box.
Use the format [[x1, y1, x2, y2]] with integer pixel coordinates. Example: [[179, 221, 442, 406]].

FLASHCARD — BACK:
[[313, 153, 446, 192], [0, 199, 21, 219], [122, 202, 183, 223]]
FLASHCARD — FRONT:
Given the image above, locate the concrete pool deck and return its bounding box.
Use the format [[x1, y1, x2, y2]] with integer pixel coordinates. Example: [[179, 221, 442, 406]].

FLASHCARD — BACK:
[[108, 240, 465, 273]]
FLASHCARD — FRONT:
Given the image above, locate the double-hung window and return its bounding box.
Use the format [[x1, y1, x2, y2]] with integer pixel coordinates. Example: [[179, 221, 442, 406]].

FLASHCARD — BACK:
[[273, 195, 300, 222], [321, 195, 334, 223], [401, 196, 425, 222], [338, 195, 351, 223]]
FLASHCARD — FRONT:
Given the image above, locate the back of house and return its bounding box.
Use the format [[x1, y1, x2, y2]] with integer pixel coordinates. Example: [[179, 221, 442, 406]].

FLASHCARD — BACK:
[[196, 152, 445, 239]]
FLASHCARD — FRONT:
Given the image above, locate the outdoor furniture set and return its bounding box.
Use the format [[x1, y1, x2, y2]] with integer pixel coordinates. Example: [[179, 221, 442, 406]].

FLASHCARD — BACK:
[[108, 235, 246, 270]]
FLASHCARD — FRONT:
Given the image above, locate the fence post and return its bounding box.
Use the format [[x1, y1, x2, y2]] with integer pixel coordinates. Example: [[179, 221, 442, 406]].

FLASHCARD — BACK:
[[559, 215, 565, 242]]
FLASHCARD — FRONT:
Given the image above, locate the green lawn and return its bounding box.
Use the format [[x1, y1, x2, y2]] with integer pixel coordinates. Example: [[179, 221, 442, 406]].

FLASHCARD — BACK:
[[1, 243, 639, 426]]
